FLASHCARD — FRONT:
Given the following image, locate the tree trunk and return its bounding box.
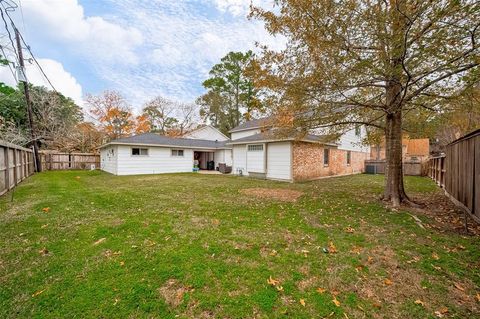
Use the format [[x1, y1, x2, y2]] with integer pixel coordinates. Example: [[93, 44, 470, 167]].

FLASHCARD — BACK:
[[383, 110, 408, 206]]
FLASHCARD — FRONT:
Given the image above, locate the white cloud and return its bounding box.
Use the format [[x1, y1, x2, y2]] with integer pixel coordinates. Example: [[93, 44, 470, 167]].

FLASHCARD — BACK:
[[213, 0, 274, 17], [19, 0, 143, 64], [0, 58, 83, 107]]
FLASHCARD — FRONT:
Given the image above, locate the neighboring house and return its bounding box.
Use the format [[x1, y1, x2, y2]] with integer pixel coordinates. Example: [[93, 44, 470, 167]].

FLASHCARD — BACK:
[[228, 117, 370, 182], [371, 138, 430, 162], [100, 126, 232, 175]]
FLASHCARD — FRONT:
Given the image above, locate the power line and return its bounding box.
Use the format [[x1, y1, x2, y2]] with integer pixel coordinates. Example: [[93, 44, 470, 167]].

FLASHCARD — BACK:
[[0, 6, 17, 62], [0, 1, 58, 93], [18, 31, 58, 93], [0, 44, 17, 82]]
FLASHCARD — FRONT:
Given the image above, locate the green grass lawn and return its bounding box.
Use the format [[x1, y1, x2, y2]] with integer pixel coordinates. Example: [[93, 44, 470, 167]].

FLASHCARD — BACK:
[[1, 171, 479, 318]]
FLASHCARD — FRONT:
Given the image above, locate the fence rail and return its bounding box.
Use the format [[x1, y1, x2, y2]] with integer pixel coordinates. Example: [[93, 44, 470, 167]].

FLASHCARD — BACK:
[[40, 151, 100, 171], [0, 141, 35, 196], [365, 159, 426, 176], [428, 129, 479, 223]]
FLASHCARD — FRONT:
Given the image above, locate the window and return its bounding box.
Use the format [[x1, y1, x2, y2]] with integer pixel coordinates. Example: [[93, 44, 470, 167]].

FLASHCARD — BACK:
[[131, 148, 148, 156], [346, 151, 351, 165], [171, 149, 184, 157], [355, 125, 361, 136], [323, 148, 330, 166], [248, 144, 263, 151]]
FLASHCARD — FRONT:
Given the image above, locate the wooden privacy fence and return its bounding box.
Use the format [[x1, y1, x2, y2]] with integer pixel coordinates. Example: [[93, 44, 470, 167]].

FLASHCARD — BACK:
[[40, 151, 100, 171], [0, 141, 35, 196], [428, 129, 480, 223]]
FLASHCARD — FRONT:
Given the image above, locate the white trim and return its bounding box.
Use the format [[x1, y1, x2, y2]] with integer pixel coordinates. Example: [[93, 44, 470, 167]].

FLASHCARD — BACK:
[[186, 125, 229, 140], [228, 138, 337, 146], [99, 142, 232, 150]]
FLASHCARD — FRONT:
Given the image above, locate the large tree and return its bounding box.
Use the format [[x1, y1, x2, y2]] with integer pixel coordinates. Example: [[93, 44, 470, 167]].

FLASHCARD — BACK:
[[199, 50, 264, 133], [251, 0, 480, 206], [0, 84, 83, 149], [141, 96, 198, 136], [87, 91, 135, 140]]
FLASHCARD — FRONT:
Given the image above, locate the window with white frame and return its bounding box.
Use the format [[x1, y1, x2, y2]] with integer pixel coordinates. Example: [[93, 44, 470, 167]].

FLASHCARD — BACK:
[[171, 149, 184, 157], [131, 148, 148, 156], [247, 144, 263, 151]]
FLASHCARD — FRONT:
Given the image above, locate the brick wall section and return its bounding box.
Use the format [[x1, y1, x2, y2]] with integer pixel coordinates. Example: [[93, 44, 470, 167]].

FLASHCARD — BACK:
[[292, 142, 369, 181]]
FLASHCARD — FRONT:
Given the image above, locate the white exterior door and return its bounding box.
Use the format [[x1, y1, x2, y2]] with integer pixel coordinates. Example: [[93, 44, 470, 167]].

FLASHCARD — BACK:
[[267, 142, 292, 180]]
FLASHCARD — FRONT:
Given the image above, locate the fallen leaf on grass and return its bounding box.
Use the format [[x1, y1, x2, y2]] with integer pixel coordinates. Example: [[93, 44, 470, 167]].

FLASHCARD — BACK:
[[367, 256, 373, 263], [434, 307, 449, 318], [345, 227, 355, 233], [328, 242, 337, 253], [384, 278, 393, 286], [317, 287, 327, 294], [431, 252, 440, 260], [40, 224, 48, 229], [120, 261, 125, 266], [300, 299, 306, 307], [332, 297, 341, 307], [38, 247, 49, 256], [93, 238, 106, 246], [270, 249, 278, 256], [42, 207, 50, 213], [476, 293, 480, 302], [350, 246, 362, 254], [454, 282, 465, 291], [267, 276, 280, 286], [32, 289, 46, 297], [414, 299, 425, 306], [276, 286, 284, 292], [75, 176, 81, 179]]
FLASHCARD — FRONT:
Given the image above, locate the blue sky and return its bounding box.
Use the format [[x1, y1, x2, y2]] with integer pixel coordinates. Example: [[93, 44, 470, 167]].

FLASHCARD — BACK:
[[0, 0, 282, 112]]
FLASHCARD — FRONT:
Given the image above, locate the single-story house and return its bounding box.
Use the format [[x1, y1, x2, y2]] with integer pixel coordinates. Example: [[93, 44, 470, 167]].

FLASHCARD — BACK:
[[99, 119, 370, 181], [100, 125, 232, 175]]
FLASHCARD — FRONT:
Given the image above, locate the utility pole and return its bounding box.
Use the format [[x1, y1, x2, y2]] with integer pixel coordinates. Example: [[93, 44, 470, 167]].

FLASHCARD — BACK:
[[15, 27, 41, 172]]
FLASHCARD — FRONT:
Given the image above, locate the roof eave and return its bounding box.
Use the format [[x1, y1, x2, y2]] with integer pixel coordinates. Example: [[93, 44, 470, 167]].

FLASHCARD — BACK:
[[99, 142, 232, 150]]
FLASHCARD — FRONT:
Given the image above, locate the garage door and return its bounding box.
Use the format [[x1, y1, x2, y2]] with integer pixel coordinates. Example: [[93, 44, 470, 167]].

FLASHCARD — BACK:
[[267, 142, 291, 180]]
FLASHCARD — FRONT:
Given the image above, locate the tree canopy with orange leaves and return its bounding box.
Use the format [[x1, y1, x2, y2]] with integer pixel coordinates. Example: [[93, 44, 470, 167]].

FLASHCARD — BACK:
[[87, 91, 149, 140]]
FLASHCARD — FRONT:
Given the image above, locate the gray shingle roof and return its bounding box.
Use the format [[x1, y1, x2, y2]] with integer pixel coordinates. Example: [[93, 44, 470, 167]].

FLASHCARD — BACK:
[[229, 117, 272, 133], [227, 131, 337, 145], [102, 133, 231, 149]]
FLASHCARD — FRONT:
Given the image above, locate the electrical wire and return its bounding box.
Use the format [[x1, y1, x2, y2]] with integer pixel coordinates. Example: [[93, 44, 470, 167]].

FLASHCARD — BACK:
[[0, 44, 17, 82], [0, 0, 58, 93], [0, 6, 17, 62]]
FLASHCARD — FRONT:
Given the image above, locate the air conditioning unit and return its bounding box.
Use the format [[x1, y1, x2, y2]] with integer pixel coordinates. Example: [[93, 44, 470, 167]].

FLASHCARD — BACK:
[[90, 164, 96, 170]]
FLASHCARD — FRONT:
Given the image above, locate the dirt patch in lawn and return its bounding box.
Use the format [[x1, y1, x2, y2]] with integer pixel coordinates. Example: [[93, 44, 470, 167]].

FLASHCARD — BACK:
[[158, 279, 192, 308], [240, 188, 303, 202]]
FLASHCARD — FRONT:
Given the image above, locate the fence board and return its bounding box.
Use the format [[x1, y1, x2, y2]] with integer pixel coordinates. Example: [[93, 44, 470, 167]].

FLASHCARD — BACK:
[[428, 129, 480, 223], [0, 141, 34, 196], [39, 151, 100, 171]]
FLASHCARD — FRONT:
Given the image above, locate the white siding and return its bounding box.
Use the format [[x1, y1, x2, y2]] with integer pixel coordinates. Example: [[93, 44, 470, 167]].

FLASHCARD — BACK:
[[214, 149, 233, 167], [338, 127, 370, 153], [184, 126, 228, 141], [246, 145, 265, 173], [224, 149, 232, 166], [116, 145, 193, 175], [100, 145, 117, 174], [267, 142, 292, 180], [232, 145, 248, 175], [231, 129, 261, 141]]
